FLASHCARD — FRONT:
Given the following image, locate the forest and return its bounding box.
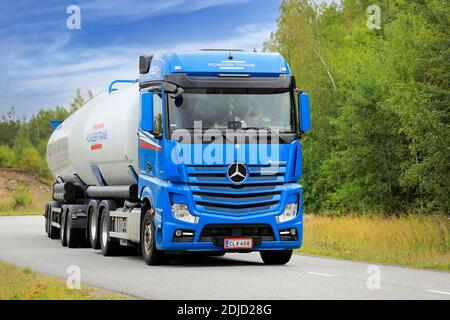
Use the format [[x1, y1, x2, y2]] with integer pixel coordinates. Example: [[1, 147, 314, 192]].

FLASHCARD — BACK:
[[0, 90, 92, 179], [264, 0, 449, 214], [0, 0, 448, 215]]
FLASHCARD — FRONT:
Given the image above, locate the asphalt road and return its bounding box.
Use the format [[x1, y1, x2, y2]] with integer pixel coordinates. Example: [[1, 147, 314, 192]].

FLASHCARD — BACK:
[[0, 216, 449, 300]]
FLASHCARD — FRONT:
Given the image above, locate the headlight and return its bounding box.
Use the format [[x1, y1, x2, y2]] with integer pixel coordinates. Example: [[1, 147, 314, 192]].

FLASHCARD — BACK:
[[276, 203, 298, 223], [171, 204, 199, 224]]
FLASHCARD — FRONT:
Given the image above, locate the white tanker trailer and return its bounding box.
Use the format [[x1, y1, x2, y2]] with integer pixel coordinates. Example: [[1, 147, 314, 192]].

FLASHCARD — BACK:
[[44, 50, 311, 265], [47, 82, 139, 187]]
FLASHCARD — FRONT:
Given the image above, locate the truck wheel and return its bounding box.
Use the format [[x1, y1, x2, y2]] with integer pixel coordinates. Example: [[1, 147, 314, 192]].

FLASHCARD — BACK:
[[208, 251, 226, 257], [48, 208, 60, 240], [65, 212, 82, 249], [66, 224, 82, 248], [88, 207, 100, 249], [260, 250, 293, 265], [141, 211, 171, 265], [44, 203, 49, 235], [100, 209, 119, 256], [60, 209, 67, 247]]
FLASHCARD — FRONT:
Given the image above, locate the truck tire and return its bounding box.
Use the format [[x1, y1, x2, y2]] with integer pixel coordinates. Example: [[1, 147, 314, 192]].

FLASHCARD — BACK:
[[260, 250, 293, 265], [60, 208, 67, 247], [46, 203, 54, 238], [48, 208, 60, 240], [141, 210, 171, 265], [66, 223, 82, 248], [207, 251, 226, 257], [100, 208, 119, 256], [44, 203, 49, 235], [88, 206, 100, 249]]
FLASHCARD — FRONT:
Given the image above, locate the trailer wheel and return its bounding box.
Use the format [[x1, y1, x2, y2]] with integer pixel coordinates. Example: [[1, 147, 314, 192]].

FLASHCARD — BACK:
[[260, 250, 293, 265], [48, 208, 60, 240], [60, 208, 67, 247], [44, 203, 49, 235], [88, 207, 100, 249], [141, 211, 171, 265], [66, 223, 82, 248], [46, 203, 54, 238], [100, 209, 119, 256]]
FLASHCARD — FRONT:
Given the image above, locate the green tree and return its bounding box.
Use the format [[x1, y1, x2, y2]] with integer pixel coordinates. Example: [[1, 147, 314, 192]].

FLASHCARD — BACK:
[[265, 0, 449, 214], [0, 107, 21, 147], [70, 89, 93, 113]]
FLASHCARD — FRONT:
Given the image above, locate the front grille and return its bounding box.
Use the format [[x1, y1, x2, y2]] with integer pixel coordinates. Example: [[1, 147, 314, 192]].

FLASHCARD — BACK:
[[199, 224, 275, 243], [187, 164, 286, 214]]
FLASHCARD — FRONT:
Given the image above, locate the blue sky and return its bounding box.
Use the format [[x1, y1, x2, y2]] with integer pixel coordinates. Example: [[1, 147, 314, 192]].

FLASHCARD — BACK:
[[0, 0, 332, 118], [0, 0, 284, 117]]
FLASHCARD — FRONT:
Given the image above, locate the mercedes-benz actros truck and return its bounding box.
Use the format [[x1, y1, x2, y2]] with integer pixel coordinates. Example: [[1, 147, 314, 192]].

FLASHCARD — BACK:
[[44, 49, 311, 265]]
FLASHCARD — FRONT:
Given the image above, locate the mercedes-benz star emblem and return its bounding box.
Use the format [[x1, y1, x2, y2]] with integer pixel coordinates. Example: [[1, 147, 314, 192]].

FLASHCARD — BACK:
[[227, 162, 248, 184]]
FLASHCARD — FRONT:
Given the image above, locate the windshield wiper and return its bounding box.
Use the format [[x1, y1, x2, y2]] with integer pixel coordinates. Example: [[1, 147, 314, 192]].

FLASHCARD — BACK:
[[240, 127, 287, 143], [172, 127, 287, 143], [173, 128, 234, 143]]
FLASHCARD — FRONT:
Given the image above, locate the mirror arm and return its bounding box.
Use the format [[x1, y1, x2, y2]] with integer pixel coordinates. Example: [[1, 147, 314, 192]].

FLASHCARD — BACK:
[[171, 87, 185, 99]]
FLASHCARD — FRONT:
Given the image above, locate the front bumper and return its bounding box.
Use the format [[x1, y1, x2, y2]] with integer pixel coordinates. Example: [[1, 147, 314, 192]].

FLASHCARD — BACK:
[[154, 198, 303, 252], [140, 176, 303, 252]]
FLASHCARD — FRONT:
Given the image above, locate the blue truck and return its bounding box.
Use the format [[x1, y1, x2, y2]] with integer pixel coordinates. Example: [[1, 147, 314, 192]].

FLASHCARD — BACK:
[[45, 49, 310, 265]]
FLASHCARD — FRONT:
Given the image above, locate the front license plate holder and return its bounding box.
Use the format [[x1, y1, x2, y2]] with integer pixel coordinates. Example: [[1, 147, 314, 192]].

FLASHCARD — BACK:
[[224, 238, 253, 249]]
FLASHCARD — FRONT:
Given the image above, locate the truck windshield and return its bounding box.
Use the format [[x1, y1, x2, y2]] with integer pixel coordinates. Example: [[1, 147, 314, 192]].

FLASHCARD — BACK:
[[168, 88, 295, 133]]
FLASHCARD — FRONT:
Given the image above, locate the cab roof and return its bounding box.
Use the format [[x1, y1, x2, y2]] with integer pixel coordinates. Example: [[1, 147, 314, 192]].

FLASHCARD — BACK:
[[139, 50, 291, 83]]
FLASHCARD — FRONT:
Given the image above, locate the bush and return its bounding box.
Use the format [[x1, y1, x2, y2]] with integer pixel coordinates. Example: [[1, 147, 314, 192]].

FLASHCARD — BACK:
[[18, 146, 49, 178], [0, 145, 16, 167], [12, 185, 32, 210]]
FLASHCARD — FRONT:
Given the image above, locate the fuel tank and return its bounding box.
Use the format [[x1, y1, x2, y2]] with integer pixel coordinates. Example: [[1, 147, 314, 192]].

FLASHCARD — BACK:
[[46, 83, 139, 186]]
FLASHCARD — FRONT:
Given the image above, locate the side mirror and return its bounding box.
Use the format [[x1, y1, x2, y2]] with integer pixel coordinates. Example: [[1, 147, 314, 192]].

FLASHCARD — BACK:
[[141, 92, 154, 132], [139, 55, 153, 75], [298, 92, 311, 133]]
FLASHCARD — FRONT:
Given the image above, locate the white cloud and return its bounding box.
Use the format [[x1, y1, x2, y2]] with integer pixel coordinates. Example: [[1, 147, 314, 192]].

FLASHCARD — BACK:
[[79, 0, 251, 21], [0, 21, 276, 116]]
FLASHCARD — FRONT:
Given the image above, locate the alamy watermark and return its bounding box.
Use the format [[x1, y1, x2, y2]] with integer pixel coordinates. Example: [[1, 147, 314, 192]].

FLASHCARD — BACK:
[[367, 5, 381, 30], [144, 121, 287, 173], [66, 5, 81, 30], [366, 265, 381, 290], [66, 265, 81, 289]]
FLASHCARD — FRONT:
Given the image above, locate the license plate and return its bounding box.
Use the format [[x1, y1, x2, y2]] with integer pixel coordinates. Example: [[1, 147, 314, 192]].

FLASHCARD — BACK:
[[224, 238, 253, 249]]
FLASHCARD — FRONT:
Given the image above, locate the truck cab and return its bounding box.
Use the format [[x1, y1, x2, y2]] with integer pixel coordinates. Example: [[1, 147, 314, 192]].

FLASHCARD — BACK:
[[44, 49, 310, 266], [137, 50, 310, 264]]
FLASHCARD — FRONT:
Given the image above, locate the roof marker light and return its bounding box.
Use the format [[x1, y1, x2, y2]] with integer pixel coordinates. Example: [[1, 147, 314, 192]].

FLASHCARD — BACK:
[[174, 66, 182, 70]]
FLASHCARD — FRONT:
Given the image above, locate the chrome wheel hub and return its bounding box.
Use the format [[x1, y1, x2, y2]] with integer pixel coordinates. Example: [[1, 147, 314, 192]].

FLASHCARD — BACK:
[[101, 216, 107, 247], [144, 221, 152, 255], [90, 214, 97, 239]]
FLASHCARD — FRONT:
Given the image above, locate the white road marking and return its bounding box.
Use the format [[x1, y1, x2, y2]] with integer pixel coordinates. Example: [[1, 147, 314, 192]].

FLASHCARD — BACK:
[[426, 289, 450, 296], [307, 271, 336, 277]]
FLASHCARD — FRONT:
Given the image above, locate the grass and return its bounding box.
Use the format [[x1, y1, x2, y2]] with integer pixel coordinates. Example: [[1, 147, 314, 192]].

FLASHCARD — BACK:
[[0, 261, 133, 300], [0, 191, 49, 216], [0, 210, 44, 216], [0, 190, 49, 216], [298, 214, 450, 271], [0, 168, 51, 215]]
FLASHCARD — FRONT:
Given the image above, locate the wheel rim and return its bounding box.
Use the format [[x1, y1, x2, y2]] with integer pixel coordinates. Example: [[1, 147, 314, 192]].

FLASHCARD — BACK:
[[45, 204, 49, 231], [101, 215, 108, 247], [143, 220, 152, 255], [90, 212, 97, 240]]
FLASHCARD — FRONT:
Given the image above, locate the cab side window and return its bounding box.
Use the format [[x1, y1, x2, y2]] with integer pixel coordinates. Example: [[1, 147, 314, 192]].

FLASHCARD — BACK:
[[153, 93, 163, 136]]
